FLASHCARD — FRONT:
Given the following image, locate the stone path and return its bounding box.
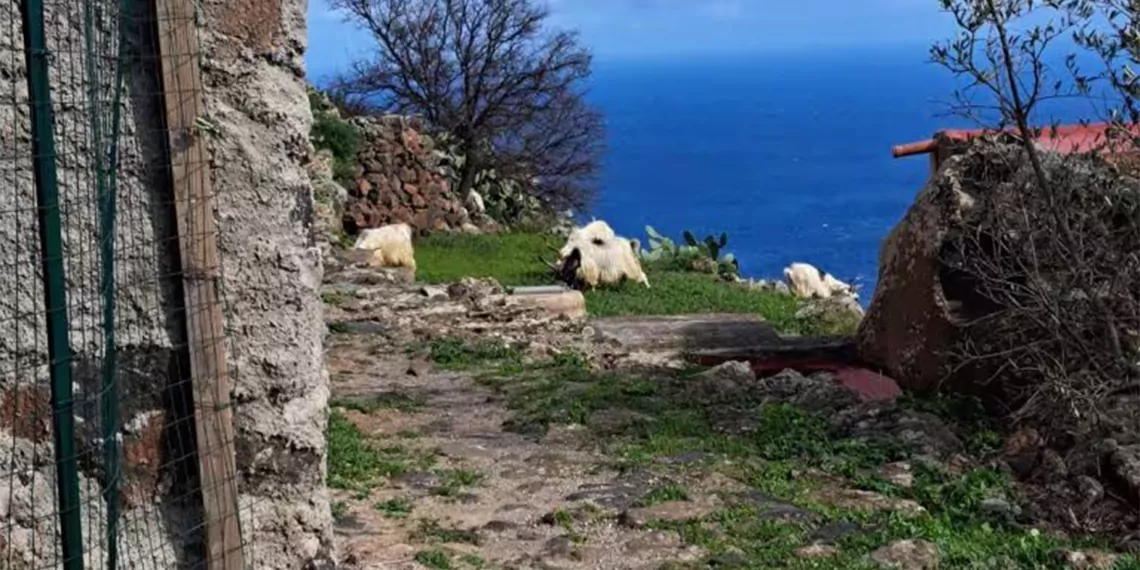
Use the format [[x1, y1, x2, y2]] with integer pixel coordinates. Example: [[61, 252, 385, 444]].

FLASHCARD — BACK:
[[326, 331, 709, 569]]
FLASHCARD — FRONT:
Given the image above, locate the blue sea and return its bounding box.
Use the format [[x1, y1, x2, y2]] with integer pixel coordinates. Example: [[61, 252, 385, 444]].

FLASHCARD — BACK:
[[584, 45, 1093, 298]]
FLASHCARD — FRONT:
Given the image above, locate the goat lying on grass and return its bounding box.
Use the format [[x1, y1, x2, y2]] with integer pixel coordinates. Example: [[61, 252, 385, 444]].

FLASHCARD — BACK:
[[352, 223, 417, 271], [783, 261, 857, 301], [545, 220, 650, 290]]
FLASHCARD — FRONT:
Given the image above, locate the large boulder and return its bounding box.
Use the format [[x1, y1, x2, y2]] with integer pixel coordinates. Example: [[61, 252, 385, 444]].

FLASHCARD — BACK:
[[856, 154, 979, 392]]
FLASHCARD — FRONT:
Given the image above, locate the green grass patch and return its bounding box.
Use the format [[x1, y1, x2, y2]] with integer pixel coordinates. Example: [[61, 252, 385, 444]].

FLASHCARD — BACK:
[[428, 337, 524, 370], [414, 548, 453, 570], [585, 272, 799, 328], [430, 467, 484, 497], [412, 232, 855, 336], [330, 500, 348, 521], [415, 232, 555, 286], [326, 411, 437, 491], [321, 290, 354, 306], [373, 497, 413, 519], [635, 484, 690, 506]]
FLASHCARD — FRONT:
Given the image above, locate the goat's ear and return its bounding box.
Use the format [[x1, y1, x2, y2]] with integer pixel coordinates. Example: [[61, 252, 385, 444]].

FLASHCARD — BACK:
[[630, 238, 641, 253]]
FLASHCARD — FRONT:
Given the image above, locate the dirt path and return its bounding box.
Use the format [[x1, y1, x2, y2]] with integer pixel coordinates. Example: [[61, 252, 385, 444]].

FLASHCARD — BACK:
[[326, 328, 723, 570]]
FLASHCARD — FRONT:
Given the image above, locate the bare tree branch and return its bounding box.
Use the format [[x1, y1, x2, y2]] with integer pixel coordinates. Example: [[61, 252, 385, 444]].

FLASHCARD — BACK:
[[328, 0, 603, 211]]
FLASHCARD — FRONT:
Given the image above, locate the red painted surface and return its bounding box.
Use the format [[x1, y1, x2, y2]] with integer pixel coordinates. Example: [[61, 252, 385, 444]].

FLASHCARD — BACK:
[[832, 367, 902, 403], [892, 122, 1140, 159]]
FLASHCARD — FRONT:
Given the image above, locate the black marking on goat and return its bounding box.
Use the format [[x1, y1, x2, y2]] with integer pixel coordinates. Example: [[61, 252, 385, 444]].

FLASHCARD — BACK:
[[816, 266, 829, 282], [558, 248, 586, 290], [591, 237, 606, 246]]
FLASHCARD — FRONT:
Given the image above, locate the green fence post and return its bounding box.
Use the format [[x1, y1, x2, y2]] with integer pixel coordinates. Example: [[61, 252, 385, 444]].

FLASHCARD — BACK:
[[20, 0, 85, 568]]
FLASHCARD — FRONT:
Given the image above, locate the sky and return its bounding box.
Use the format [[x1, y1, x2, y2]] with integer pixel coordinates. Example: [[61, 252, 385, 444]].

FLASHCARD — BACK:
[[306, 0, 961, 82]]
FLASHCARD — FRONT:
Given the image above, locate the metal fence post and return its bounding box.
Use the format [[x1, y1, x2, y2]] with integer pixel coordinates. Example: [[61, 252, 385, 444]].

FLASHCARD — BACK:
[[19, 0, 85, 568]]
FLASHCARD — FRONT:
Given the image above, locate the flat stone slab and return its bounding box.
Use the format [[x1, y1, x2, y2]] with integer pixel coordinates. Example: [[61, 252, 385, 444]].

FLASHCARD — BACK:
[[590, 314, 783, 352]]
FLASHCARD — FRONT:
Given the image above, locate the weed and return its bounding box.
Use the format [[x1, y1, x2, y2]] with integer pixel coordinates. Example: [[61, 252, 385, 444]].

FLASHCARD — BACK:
[[327, 321, 350, 334], [458, 553, 486, 568], [415, 519, 482, 545], [374, 497, 413, 519], [321, 291, 353, 306], [414, 548, 453, 570], [330, 501, 348, 521], [326, 411, 435, 491], [431, 467, 483, 497], [429, 338, 523, 370], [637, 485, 690, 506]]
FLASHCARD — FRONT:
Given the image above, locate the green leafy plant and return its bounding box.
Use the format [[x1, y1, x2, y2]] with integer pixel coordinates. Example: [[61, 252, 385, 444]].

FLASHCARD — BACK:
[[308, 90, 361, 183], [640, 226, 740, 280], [434, 132, 543, 226]]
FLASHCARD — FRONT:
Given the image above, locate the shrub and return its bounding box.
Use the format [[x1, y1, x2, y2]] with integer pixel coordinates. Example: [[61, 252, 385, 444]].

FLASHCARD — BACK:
[[942, 141, 1140, 453], [309, 90, 361, 183]]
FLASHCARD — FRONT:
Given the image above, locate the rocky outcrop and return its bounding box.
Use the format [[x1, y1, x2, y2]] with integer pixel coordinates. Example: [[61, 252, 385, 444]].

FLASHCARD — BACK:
[[343, 115, 491, 234], [856, 152, 976, 392]]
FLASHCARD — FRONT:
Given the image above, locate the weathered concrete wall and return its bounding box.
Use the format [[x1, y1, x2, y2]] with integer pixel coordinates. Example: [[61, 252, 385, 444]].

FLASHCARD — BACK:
[[0, 0, 332, 566], [201, 0, 334, 565]]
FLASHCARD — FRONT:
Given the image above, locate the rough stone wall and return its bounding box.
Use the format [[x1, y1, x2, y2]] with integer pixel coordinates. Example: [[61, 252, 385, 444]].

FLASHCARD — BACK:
[[200, 0, 335, 564], [343, 115, 484, 234], [0, 0, 332, 566]]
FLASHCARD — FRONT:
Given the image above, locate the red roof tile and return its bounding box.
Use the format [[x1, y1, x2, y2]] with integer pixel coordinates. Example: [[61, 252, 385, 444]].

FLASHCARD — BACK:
[[892, 122, 1140, 158]]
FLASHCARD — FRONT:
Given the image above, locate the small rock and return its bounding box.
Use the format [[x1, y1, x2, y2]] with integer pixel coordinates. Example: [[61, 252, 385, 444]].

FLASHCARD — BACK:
[[1003, 427, 1044, 477], [1057, 549, 1120, 569], [815, 489, 926, 517], [622, 530, 683, 553], [795, 544, 840, 559], [1035, 448, 1068, 480], [396, 470, 442, 490], [809, 522, 862, 545], [738, 491, 819, 523], [405, 360, 430, 377], [516, 528, 543, 541], [482, 520, 519, 532], [756, 369, 861, 412], [870, 539, 939, 570], [543, 536, 582, 561], [685, 361, 755, 402], [419, 285, 449, 300], [1073, 475, 1104, 505], [618, 501, 718, 529], [1105, 440, 1140, 503], [978, 497, 1020, 521], [708, 547, 748, 567], [878, 462, 914, 488]]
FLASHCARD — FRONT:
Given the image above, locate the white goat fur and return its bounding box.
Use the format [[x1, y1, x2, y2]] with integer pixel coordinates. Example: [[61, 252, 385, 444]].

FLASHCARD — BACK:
[[559, 221, 649, 288], [353, 223, 417, 270], [783, 262, 856, 300], [559, 220, 617, 259]]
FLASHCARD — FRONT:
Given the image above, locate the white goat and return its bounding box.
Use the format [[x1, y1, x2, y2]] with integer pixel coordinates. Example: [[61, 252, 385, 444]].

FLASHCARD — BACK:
[[352, 223, 416, 270], [559, 220, 617, 260], [783, 262, 857, 301], [557, 221, 649, 289]]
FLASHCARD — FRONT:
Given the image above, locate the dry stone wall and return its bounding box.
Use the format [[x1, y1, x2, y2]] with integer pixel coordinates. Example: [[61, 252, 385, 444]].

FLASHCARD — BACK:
[[342, 115, 491, 235], [0, 0, 332, 566]]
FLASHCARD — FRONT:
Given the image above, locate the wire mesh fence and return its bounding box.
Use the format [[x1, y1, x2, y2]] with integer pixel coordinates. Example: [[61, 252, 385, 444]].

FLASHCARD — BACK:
[[0, 0, 250, 567]]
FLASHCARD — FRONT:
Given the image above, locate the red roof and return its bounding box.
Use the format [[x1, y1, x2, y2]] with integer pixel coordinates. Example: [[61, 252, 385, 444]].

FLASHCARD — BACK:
[[892, 122, 1140, 159]]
